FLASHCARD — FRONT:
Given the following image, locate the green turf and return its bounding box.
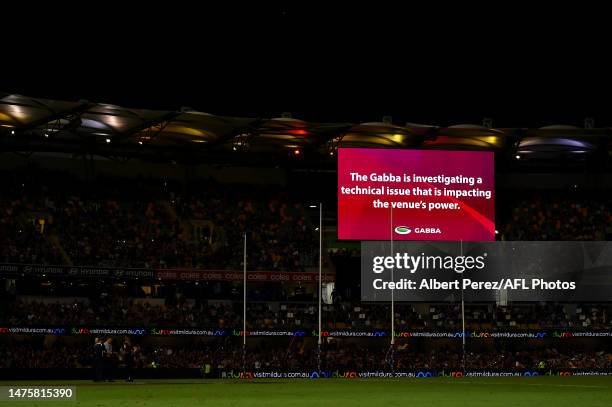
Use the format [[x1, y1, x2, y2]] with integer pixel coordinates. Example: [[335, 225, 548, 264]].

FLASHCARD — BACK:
[[1, 377, 611, 407]]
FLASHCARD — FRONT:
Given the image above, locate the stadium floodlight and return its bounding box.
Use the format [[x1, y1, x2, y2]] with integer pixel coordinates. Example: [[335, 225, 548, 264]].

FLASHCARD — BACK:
[[515, 154, 521, 159], [309, 205, 317, 208], [11, 130, 15, 135], [105, 138, 111, 143], [44, 133, 49, 138]]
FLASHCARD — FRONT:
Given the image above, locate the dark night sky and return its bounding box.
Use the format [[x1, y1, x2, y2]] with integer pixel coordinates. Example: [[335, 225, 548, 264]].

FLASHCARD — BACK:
[[2, 3, 610, 127]]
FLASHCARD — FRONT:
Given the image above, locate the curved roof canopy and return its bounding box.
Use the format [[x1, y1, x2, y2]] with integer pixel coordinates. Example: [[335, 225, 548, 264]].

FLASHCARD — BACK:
[[1, 94, 611, 161]]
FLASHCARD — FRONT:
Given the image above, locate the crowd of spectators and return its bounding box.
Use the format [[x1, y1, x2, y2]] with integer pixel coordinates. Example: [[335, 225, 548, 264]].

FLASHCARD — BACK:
[[2, 298, 609, 331], [500, 195, 611, 240], [2, 171, 611, 274], [0, 170, 317, 270]]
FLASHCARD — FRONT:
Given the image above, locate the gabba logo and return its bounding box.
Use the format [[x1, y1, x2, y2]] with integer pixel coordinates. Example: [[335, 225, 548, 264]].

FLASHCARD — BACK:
[[394, 226, 412, 235]]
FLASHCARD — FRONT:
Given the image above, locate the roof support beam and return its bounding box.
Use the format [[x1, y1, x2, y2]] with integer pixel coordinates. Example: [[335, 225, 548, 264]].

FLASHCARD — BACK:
[[113, 111, 182, 142], [210, 118, 267, 147], [17, 101, 94, 132]]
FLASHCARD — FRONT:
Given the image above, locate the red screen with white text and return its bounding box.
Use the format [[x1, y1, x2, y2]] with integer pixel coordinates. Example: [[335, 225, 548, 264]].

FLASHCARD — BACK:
[[337, 148, 495, 241]]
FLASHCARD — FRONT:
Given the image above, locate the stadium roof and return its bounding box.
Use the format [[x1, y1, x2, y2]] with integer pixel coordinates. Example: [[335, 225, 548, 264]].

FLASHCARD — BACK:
[[1, 93, 611, 164]]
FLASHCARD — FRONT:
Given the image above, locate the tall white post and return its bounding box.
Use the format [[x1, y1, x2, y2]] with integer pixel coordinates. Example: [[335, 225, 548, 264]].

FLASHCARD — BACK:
[[243, 232, 247, 347], [318, 203, 322, 373], [318, 203, 322, 345], [242, 232, 247, 375], [390, 206, 395, 345], [389, 206, 395, 374], [460, 240, 466, 372]]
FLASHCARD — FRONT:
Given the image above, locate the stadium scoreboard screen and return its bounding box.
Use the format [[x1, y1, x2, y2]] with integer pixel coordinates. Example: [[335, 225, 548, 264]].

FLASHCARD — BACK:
[[337, 148, 495, 241]]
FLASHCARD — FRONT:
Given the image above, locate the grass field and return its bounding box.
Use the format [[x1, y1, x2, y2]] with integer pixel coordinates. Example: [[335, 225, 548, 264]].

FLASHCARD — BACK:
[[1, 377, 612, 407]]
